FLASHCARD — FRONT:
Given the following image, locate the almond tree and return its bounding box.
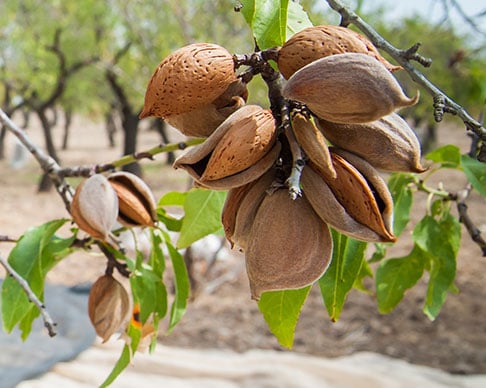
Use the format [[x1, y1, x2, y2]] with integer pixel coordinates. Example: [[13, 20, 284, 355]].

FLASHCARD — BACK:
[[0, 1, 485, 386]]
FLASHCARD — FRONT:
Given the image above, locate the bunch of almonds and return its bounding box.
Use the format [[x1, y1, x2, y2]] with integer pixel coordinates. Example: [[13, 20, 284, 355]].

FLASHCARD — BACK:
[[71, 172, 157, 240], [140, 25, 425, 299]]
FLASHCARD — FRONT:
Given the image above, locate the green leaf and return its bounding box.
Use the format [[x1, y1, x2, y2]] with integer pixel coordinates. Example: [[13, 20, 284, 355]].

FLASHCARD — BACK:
[[158, 191, 187, 207], [461, 154, 486, 197], [240, 0, 289, 49], [376, 246, 426, 314], [425, 144, 461, 168], [388, 173, 414, 236], [413, 213, 461, 320], [149, 230, 166, 276], [165, 236, 190, 332], [2, 219, 72, 337], [286, 0, 313, 39], [177, 189, 227, 249], [319, 229, 367, 321], [100, 344, 131, 388], [353, 259, 373, 294], [156, 208, 182, 232], [100, 323, 141, 388], [258, 286, 311, 349], [157, 191, 187, 231], [368, 242, 387, 263], [130, 265, 167, 324]]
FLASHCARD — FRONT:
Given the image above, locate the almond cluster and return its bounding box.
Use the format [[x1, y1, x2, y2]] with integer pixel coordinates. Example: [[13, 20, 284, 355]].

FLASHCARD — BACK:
[[70, 171, 158, 340], [140, 26, 425, 300]]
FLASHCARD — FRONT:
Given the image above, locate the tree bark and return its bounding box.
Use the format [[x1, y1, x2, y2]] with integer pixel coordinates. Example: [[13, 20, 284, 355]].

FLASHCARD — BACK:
[[37, 110, 60, 192], [106, 68, 142, 177], [153, 119, 175, 164], [122, 111, 142, 176], [61, 108, 72, 150], [105, 108, 117, 148]]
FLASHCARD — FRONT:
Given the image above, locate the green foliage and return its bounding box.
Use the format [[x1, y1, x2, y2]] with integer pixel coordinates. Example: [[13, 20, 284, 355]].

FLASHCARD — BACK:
[[319, 229, 367, 322], [157, 188, 227, 248], [165, 234, 190, 331], [426, 145, 486, 196], [158, 188, 227, 249], [239, 0, 312, 49], [258, 286, 311, 348], [461, 155, 486, 197], [388, 173, 415, 237], [376, 246, 426, 313], [100, 324, 141, 388], [414, 211, 461, 320], [177, 189, 227, 249], [1, 220, 73, 339], [426, 144, 462, 168]]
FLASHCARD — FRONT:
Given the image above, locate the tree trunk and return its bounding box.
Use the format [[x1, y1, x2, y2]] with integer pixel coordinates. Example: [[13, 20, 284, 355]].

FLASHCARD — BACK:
[[0, 126, 7, 160], [37, 110, 60, 192], [105, 109, 117, 148], [61, 108, 73, 150], [153, 119, 175, 165], [122, 111, 141, 176]]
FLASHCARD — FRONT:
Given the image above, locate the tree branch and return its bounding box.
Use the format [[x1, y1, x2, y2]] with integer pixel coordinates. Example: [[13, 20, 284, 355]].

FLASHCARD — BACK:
[[39, 28, 99, 111], [57, 138, 205, 178], [0, 235, 17, 243], [0, 108, 73, 209], [324, 0, 486, 143], [455, 185, 486, 256], [0, 254, 57, 337]]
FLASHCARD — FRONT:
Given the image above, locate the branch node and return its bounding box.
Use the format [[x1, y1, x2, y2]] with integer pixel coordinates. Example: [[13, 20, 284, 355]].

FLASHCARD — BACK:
[[433, 94, 446, 122]]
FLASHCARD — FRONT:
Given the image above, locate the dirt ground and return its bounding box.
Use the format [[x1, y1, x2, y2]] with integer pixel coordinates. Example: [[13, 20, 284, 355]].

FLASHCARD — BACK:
[[0, 114, 485, 375]]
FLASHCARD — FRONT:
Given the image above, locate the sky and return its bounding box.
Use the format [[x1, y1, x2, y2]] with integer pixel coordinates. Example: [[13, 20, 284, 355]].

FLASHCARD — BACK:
[[364, 0, 485, 29], [347, 0, 486, 47]]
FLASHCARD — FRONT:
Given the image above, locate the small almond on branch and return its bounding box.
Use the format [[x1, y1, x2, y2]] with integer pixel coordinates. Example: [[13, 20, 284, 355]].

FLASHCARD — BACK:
[[108, 171, 157, 228], [88, 274, 131, 342], [71, 174, 119, 240]]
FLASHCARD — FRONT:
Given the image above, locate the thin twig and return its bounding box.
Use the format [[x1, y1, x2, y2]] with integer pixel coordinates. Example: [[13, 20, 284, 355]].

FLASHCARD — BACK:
[[415, 177, 486, 255], [324, 0, 486, 142], [282, 104, 304, 199], [57, 139, 205, 178], [0, 255, 57, 337], [0, 108, 73, 208], [455, 185, 486, 256], [0, 235, 17, 243], [98, 242, 131, 278]]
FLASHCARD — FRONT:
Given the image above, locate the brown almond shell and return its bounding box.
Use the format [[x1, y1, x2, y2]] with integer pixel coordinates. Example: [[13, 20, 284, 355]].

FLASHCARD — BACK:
[[107, 171, 157, 228], [317, 113, 426, 173], [278, 25, 401, 79], [174, 105, 280, 190], [140, 43, 237, 118], [283, 53, 418, 124], [246, 190, 332, 300], [301, 165, 384, 242]]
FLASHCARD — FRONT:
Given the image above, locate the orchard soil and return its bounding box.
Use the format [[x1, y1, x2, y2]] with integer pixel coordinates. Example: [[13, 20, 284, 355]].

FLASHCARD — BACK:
[[0, 114, 484, 375]]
